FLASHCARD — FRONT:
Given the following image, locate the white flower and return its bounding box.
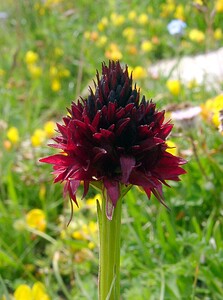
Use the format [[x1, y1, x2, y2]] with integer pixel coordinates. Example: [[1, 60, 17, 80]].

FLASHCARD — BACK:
[[171, 106, 201, 130], [167, 19, 186, 36], [171, 106, 201, 121], [0, 12, 8, 20]]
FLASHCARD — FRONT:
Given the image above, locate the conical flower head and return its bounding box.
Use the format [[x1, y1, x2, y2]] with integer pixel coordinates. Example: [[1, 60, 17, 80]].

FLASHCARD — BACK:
[[40, 61, 186, 219]]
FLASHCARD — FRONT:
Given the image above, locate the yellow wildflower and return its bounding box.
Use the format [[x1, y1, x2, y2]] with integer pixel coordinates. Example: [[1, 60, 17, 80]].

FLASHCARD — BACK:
[[110, 13, 125, 26], [147, 6, 154, 14], [141, 40, 153, 52], [174, 4, 185, 21], [26, 209, 46, 232], [106, 50, 122, 61], [72, 221, 98, 241], [85, 193, 102, 214], [215, 0, 223, 12], [187, 79, 198, 89], [201, 99, 212, 120], [97, 17, 108, 31], [34, 3, 40, 11], [43, 121, 55, 138], [25, 51, 39, 65], [44, 0, 62, 8], [59, 68, 70, 78], [130, 66, 147, 80], [201, 94, 223, 128], [51, 79, 61, 92], [84, 31, 91, 39], [193, 0, 203, 5], [31, 129, 46, 147], [49, 66, 58, 77], [214, 28, 222, 40], [60, 229, 67, 239], [122, 27, 136, 42], [212, 112, 220, 127], [72, 230, 84, 240], [39, 184, 46, 201], [32, 282, 50, 300], [88, 241, 95, 249], [90, 31, 99, 42], [54, 47, 64, 57], [82, 221, 98, 237], [14, 284, 32, 300], [160, 0, 175, 17], [189, 29, 205, 43], [128, 10, 136, 20], [73, 196, 83, 212], [105, 43, 123, 61], [39, 7, 46, 15], [86, 193, 102, 208], [28, 64, 42, 78], [0, 69, 5, 76], [137, 13, 148, 25], [211, 95, 223, 127], [166, 79, 181, 96], [14, 282, 50, 300], [166, 140, 178, 156], [7, 126, 19, 144], [96, 35, 108, 47]]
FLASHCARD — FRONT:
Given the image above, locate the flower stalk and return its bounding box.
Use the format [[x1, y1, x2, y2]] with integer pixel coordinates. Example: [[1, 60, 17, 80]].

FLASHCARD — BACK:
[[97, 195, 122, 300]]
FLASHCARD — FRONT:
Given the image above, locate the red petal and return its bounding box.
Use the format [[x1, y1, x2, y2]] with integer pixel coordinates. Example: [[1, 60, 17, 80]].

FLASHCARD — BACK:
[[103, 178, 120, 207], [92, 110, 101, 129], [116, 118, 130, 136], [70, 102, 83, 119], [129, 169, 161, 188], [92, 147, 107, 163], [138, 125, 153, 138], [152, 154, 187, 180], [107, 102, 116, 122], [63, 180, 80, 206], [82, 181, 90, 199], [93, 129, 115, 141], [133, 137, 164, 153], [116, 107, 125, 119], [39, 154, 75, 166], [124, 103, 134, 113], [56, 123, 68, 137], [120, 155, 135, 184], [159, 122, 173, 139], [143, 186, 151, 199], [72, 120, 88, 130], [151, 187, 169, 209]]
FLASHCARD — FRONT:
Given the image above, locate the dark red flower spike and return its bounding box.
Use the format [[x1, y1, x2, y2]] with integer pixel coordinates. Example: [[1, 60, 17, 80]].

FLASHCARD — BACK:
[[40, 61, 186, 219]]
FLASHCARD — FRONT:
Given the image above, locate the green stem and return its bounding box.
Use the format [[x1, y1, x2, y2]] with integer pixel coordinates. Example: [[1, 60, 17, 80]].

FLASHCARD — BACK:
[[98, 196, 122, 300]]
